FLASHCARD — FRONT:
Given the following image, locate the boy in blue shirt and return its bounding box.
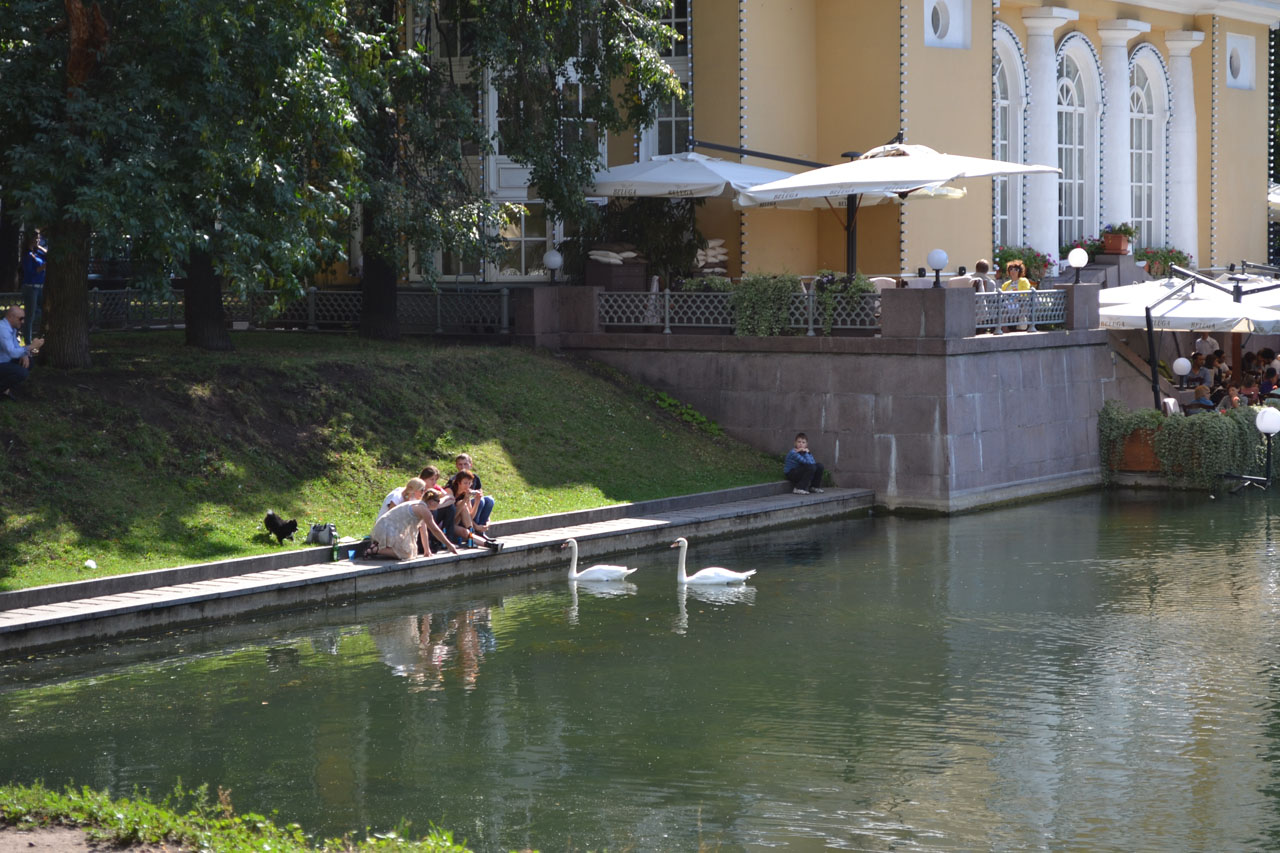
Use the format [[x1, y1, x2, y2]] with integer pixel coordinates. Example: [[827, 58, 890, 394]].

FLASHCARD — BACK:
[[783, 433, 825, 495]]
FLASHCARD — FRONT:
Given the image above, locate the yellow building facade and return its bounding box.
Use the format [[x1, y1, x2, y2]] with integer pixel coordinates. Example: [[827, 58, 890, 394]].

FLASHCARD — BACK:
[[396, 1, 1276, 288], [670, 0, 1278, 281]]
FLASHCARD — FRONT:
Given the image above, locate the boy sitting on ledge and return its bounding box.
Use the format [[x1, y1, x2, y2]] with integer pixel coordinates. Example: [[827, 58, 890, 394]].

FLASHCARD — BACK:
[[784, 433, 825, 495]]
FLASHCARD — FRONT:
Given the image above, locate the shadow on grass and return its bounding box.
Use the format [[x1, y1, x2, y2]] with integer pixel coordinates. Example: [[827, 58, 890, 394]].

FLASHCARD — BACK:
[[0, 332, 778, 587]]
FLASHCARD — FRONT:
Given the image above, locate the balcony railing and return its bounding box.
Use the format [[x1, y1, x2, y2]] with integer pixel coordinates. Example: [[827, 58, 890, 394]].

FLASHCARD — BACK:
[[598, 291, 881, 334], [974, 290, 1066, 330]]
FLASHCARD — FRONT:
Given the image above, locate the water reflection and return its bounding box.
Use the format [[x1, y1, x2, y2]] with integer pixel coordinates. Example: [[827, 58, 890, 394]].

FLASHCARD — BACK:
[[9, 493, 1280, 851], [567, 579, 637, 625], [674, 581, 756, 634], [369, 608, 495, 691]]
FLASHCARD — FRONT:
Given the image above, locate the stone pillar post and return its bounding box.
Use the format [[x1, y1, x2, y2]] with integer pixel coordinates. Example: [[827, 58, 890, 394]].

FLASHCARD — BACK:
[[1097, 20, 1151, 230], [1165, 31, 1205, 261], [879, 288, 975, 339], [1022, 7, 1078, 263]]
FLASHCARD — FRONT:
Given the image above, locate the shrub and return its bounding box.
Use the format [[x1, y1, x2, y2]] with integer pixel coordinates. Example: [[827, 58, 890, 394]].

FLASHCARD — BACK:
[[1098, 399, 1266, 489], [811, 270, 874, 335], [729, 273, 801, 336], [1061, 236, 1103, 260]]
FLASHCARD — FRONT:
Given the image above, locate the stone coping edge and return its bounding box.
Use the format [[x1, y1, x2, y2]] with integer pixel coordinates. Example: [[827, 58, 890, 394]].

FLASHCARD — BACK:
[[0, 481, 792, 611], [0, 489, 874, 653]]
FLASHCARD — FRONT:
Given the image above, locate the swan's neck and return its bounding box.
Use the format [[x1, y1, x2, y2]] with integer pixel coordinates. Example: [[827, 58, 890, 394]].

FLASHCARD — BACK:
[[567, 542, 579, 579], [676, 542, 688, 583]]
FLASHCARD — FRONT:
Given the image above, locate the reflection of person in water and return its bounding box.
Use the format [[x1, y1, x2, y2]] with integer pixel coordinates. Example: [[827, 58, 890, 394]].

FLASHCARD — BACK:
[[369, 606, 493, 692]]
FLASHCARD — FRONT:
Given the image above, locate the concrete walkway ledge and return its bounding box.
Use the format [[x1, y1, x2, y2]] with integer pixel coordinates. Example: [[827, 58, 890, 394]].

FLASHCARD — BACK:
[[0, 482, 873, 653]]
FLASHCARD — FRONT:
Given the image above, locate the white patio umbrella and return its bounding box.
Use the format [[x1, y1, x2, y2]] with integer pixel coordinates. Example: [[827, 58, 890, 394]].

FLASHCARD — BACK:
[[1270, 182, 1280, 223], [1099, 297, 1280, 334], [735, 142, 1060, 272], [588, 151, 796, 198]]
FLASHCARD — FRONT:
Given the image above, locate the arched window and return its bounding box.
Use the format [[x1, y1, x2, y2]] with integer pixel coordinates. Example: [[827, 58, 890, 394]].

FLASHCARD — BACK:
[[1056, 37, 1102, 250], [993, 25, 1026, 248], [1129, 46, 1171, 249]]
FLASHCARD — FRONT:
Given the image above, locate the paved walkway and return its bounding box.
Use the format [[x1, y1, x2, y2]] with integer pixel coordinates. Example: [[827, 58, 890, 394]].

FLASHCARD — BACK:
[[0, 483, 872, 653]]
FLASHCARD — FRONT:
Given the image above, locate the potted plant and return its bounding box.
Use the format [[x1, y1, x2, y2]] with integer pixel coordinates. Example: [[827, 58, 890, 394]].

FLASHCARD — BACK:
[[1101, 222, 1138, 255], [1134, 246, 1193, 278], [993, 245, 1051, 285]]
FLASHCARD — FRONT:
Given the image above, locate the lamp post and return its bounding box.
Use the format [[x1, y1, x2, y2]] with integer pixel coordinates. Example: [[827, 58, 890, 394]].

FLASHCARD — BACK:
[[543, 249, 564, 284], [1226, 406, 1280, 493], [1068, 247, 1089, 284], [927, 248, 948, 288], [1172, 356, 1191, 389]]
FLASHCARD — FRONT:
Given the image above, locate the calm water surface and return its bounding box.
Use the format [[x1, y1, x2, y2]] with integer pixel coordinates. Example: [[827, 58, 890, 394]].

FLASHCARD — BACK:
[[5, 492, 1280, 851]]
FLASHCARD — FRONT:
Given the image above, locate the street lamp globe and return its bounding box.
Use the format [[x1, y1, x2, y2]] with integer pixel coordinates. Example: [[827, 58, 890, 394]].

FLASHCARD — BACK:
[[1257, 406, 1280, 436], [927, 248, 948, 288], [543, 249, 564, 283]]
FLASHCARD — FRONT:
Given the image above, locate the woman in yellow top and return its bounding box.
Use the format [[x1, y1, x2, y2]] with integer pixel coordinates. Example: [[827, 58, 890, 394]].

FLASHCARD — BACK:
[[1000, 261, 1033, 291], [999, 261, 1036, 331]]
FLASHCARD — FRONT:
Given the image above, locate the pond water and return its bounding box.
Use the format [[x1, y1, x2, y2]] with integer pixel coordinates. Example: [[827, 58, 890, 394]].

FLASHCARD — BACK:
[[5, 492, 1280, 851]]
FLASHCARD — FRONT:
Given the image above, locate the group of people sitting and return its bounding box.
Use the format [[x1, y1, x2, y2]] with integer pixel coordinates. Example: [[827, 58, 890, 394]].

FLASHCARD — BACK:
[[368, 453, 502, 560], [1179, 333, 1280, 413]]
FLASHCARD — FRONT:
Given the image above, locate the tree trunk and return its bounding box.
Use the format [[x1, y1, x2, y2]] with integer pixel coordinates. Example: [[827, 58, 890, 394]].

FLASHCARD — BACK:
[[183, 248, 233, 351], [43, 218, 92, 368], [358, 204, 399, 340], [0, 201, 20, 291]]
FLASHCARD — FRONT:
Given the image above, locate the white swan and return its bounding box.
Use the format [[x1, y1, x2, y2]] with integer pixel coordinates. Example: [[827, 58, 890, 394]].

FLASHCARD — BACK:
[[562, 538, 637, 581], [670, 537, 756, 584]]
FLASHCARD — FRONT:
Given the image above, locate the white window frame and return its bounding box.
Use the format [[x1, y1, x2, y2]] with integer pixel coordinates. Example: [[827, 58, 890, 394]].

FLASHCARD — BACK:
[[1055, 36, 1102, 250], [993, 24, 1026, 248], [1128, 46, 1170, 250], [639, 0, 691, 161]]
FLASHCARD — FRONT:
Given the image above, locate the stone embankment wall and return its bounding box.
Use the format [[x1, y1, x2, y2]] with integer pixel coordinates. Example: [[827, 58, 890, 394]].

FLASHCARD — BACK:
[[541, 285, 1111, 513]]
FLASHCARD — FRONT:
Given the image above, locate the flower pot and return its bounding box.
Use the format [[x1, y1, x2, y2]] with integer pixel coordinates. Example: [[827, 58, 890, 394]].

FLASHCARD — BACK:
[[1101, 233, 1130, 255], [1117, 428, 1159, 472]]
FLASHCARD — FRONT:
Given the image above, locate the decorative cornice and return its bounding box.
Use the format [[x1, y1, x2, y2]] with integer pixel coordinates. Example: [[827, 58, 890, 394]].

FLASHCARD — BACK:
[[1118, 0, 1280, 27]]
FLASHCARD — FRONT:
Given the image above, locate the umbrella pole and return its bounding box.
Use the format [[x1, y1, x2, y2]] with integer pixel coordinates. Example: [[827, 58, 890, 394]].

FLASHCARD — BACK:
[[845, 193, 860, 275], [1146, 307, 1162, 411]]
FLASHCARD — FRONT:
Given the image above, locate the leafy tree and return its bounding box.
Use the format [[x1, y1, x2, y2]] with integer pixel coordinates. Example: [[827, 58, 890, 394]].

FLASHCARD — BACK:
[[0, 0, 358, 363], [347, 0, 684, 340]]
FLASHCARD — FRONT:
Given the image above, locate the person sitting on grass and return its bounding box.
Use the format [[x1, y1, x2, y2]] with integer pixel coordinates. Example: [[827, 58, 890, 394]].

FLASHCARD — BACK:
[[454, 453, 496, 534], [783, 432, 825, 495], [0, 305, 44, 402], [368, 492, 458, 560]]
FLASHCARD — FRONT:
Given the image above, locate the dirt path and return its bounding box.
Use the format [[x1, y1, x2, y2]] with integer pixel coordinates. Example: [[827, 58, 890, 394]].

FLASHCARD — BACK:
[[0, 827, 178, 853]]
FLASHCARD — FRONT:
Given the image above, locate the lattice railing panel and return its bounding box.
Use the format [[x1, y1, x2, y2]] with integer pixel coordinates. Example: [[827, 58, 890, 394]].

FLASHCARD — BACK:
[[669, 292, 733, 326], [825, 293, 880, 328], [975, 290, 1066, 328], [598, 292, 674, 326]]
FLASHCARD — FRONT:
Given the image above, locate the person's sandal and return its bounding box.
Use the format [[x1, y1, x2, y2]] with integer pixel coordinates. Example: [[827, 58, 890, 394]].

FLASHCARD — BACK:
[[482, 539, 505, 553]]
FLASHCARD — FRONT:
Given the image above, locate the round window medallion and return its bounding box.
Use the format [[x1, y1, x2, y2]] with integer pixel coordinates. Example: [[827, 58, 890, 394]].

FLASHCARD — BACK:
[[930, 1, 950, 40]]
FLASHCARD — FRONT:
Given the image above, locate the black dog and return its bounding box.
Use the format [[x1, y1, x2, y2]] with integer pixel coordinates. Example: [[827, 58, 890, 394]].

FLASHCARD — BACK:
[[264, 510, 298, 544]]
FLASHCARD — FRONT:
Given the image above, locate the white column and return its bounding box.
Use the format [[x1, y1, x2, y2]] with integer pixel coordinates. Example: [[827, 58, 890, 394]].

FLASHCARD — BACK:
[[1166, 31, 1205, 258], [1097, 20, 1150, 230], [1022, 7, 1078, 262]]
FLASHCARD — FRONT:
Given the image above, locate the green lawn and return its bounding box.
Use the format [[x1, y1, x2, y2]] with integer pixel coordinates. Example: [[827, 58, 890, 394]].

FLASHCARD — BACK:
[[0, 332, 778, 590], [0, 782, 476, 852]]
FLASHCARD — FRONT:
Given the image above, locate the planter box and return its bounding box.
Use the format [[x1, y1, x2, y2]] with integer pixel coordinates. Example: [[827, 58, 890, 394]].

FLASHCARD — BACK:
[[1101, 233, 1131, 255], [585, 260, 648, 291], [1117, 428, 1159, 472]]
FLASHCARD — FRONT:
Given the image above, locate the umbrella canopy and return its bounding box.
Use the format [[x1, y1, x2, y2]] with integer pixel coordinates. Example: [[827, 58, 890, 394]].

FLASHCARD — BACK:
[[737, 183, 966, 210], [1270, 182, 1279, 223], [589, 152, 796, 199], [1100, 296, 1280, 334], [736, 142, 1059, 208]]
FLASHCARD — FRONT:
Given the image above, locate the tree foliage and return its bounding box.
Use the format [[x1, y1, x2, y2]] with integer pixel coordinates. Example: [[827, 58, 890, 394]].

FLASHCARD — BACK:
[[0, 0, 683, 356]]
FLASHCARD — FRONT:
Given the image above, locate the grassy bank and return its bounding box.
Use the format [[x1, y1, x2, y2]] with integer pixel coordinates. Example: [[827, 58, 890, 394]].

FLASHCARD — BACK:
[[0, 782, 476, 852], [0, 333, 777, 591]]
